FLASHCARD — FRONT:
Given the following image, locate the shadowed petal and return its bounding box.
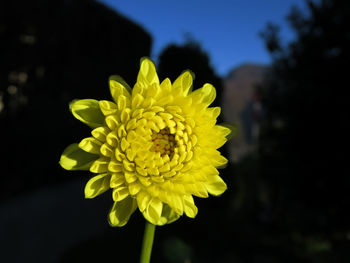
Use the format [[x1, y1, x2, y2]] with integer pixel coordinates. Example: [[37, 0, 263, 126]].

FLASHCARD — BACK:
[[70, 99, 105, 128], [109, 75, 131, 104], [204, 174, 227, 196], [59, 143, 99, 171], [85, 173, 111, 199], [108, 196, 137, 227]]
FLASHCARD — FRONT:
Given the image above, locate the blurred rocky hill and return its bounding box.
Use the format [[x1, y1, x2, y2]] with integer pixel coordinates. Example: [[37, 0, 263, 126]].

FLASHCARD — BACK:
[[223, 64, 269, 162]]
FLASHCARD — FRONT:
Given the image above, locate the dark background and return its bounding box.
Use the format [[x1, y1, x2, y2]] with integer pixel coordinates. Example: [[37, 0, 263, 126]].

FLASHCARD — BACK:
[[1, 0, 349, 262]]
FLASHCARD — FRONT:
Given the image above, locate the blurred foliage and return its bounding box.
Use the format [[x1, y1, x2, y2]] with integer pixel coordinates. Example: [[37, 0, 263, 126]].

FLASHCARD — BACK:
[[257, 0, 350, 262], [0, 0, 151, 199], [162, 237, 193, 263]]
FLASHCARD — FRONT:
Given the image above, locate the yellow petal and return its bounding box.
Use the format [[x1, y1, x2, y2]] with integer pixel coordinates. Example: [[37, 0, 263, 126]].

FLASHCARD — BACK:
[[136, 167, 148, 177], [106, 131, 119, 147], [59, 143, 98, 171], [138, 175, 152, 187], [108, 197, 137, 227], [201, 150, 228, 167], [120, 108, 130, 123], [117, 125, 127, 138], [90, 157, 109, 173], [100, 143, 113, 157], [146, 83, 160, 98], [131, 93, 144, 109], [132, 108, 144, 120], [126, 118, 137, 131], [112, 185, 129, 201], [70, 99, 104, 128], [213, 125, 232, 138], [173, 183, 185, 194], [124, 171, 137, 183], [159, 78, 172, 93], [123, 159, 135, 172], [91, 126, 110, 142], [204, 174, 227, 196], [183, 195, 198, 218], [128, 182, 141, 195], [143, 197, 163, 225], [137, 58, 159, 87], [191, 83, 216, 106], [117, 95, 128, 111], [115, 147, 126, 162], [84, 173, 111, 199], [126, 130, 137, 143], [78, 137, 102, 154], [136, 190, 151, 212], [110, 172, 125, 188], [158, 204, 180, 225], [212, 154, 228, 167], [105, 115, 119, 131], [109, 75, 131, 103], [108, 161, 123, 173], [120, 137, 130, 152], [201, 83, 216, 105], [99, 100, 118, 116], [167, 193, 184, 215], [187, 183, 209, 198], [206, 107, 221, 119], [132, 82, 144, 97], [172, 71, 194, 96], [157, 94, 173, 105]]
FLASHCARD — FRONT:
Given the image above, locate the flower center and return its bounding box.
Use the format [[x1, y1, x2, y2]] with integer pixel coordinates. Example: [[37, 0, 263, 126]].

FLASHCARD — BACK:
[[150, 128, 176, 157]]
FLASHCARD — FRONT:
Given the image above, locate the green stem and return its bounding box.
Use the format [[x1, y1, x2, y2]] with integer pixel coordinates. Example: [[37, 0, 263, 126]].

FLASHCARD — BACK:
[[140, 221, 156, 263]]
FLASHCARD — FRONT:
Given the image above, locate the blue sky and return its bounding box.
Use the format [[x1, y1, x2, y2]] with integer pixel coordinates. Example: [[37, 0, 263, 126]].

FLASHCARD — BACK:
[[99, 0, 307, 76]]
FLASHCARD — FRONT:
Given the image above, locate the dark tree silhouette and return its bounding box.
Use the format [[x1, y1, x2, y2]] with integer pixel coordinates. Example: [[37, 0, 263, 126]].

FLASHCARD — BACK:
[[258, 0, 350, 261], [0, 0, 151, 200]]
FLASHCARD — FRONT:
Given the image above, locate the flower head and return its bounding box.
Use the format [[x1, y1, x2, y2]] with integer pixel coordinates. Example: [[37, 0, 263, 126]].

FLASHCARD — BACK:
[[60, 58, 231, 226]]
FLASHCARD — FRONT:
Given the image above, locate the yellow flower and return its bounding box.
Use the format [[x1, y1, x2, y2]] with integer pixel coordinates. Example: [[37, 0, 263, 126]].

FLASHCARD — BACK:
[[59, 58, 231, 226]]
